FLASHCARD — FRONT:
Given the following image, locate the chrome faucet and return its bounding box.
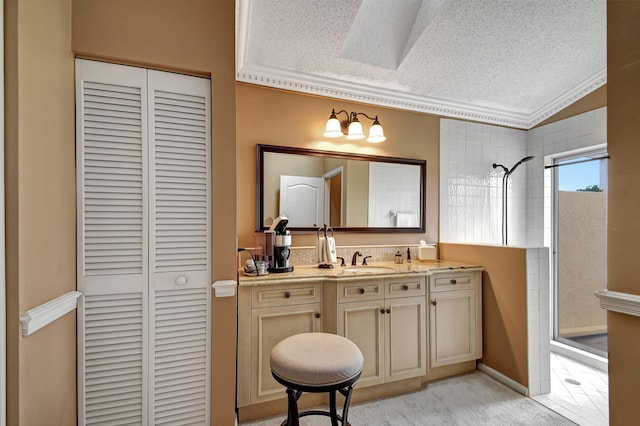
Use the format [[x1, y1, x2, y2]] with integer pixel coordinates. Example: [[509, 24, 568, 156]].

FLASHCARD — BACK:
[[351, 251, 362, 266]]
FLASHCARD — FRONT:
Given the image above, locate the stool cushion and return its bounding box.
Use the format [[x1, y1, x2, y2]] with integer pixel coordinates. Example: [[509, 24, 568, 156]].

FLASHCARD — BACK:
[[270, 333, 364, 387]]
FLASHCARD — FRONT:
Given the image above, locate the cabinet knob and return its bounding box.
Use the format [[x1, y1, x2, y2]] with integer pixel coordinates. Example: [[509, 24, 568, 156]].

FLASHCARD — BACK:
[[431, 300, 437, 306], [402, 284, 409, 291], [450, 279, 457, 285], [386, 308, 391, 314], [359, 288, 365, 294], [315, 313, 321, 319], [175, 275, 188, 286], [380, 308, 385, 314], [284, 291, 291, 298]]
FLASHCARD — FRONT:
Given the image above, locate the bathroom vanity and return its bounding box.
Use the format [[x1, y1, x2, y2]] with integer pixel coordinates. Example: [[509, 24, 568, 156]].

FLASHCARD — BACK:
[[236, 261, 483, 420]]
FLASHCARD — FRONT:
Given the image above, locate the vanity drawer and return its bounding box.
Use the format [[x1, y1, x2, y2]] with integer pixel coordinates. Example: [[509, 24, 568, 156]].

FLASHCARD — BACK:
[[430, 273, 475, 292], [338, 280, 385, 302], [252, 282, 322, 308], [385, 277, 426, 298]]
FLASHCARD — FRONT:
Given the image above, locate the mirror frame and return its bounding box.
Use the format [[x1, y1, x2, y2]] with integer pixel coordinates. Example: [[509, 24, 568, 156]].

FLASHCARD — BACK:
[[256, 144, 426, 233]]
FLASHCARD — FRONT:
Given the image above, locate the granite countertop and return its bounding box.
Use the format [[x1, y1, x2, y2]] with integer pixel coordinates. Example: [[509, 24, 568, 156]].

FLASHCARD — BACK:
[[238, 260, 483, 286]]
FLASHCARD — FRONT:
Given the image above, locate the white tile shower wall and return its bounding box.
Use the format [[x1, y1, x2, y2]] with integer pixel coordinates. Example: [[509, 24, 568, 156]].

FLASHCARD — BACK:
[[525, 107, 607, 247], [368, 162, 421, 227], [527, 247, 551, 396], [440, 119, 528, 245]]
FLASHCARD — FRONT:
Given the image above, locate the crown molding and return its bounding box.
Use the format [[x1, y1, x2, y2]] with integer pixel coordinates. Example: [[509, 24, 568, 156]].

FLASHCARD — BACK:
[[528, 68, 607, 126], [237, 62, 533, 129], [237, 62, 606, 130], [237, 0, 606, 130]]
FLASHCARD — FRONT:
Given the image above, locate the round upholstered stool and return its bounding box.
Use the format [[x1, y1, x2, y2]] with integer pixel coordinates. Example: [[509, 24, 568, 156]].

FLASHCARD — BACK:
[[270, 332, 364, 426]]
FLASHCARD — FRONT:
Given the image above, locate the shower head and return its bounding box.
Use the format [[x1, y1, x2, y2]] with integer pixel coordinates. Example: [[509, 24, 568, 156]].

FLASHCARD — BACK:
[[509, 156, 535, 174], [494, 156, 535, 176]]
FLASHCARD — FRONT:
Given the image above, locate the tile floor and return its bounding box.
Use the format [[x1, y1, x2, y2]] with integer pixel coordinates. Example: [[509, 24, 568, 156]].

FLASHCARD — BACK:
[[241, 371, 574, 425], [533, 352, 609, 426]]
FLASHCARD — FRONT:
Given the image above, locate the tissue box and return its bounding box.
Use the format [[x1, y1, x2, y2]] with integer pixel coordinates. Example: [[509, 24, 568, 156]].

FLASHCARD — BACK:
[[418, 245, 437, 260]]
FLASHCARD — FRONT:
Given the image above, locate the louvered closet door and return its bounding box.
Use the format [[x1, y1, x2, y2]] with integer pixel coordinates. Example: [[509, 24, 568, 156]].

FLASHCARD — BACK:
[[147, 71, 211, 426], [76, 59, 211, 426], [76, 59, 150, 426]]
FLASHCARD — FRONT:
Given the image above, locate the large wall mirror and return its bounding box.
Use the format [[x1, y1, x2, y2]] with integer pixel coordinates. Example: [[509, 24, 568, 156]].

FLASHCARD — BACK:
[[257, 144, 426, 233]]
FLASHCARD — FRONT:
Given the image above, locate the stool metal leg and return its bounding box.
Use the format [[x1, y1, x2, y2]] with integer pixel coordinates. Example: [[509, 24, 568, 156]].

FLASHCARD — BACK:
[[329, 389, 338, 426], [286, 388, 299, 426], [273, 371, 361, 426], [340, 384, 355, 426]]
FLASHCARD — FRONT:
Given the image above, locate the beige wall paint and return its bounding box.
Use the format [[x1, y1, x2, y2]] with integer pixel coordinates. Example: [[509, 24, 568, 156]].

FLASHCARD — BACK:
[[3, 1, 236, 425], [607, 2, 640, 424], [5, 0, 77, 424], [8, 1, 639, 425], [236, 83, 440, 249], [535, 85, 607, 128], [439, 243, 529, 387], [72, 2, 238, 424]]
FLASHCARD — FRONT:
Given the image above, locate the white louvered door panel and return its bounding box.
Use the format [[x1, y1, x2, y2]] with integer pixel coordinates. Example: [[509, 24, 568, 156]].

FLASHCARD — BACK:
[[76, 59, 149, 426], [82, 293, 145, 425], [148, 71, 211, 425], [76, 60, 211, 426]]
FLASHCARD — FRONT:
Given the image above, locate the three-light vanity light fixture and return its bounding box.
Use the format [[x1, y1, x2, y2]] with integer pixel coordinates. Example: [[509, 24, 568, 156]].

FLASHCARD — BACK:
[[323, 109, 386, 143]]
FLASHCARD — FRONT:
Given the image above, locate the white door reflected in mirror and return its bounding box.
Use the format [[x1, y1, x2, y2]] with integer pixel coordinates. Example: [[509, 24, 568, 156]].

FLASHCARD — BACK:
[[279, 175, 324, 227]]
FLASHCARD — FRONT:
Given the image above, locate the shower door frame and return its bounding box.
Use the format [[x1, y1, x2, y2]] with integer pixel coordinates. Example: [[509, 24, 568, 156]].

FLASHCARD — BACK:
[[551, 146, 609, 359]]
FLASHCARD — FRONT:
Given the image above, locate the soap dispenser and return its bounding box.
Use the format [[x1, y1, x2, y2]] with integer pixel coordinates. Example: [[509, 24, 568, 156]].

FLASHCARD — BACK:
[[394, 251, 403, 264]]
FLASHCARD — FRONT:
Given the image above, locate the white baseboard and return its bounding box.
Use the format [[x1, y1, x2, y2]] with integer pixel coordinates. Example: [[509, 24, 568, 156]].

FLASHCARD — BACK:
[[477, 362, 529, 396]]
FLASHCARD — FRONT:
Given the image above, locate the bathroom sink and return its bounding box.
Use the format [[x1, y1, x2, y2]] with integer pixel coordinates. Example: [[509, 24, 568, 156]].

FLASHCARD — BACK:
[[342, 266, 396, 274]]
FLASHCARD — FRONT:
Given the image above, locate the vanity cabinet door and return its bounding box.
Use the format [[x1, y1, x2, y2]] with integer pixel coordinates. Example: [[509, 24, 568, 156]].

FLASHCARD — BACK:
[[338, 300, 385, 387], [429, 288, 477, 367], [250, 303, 322, 404], [386, 296, 427, 382]]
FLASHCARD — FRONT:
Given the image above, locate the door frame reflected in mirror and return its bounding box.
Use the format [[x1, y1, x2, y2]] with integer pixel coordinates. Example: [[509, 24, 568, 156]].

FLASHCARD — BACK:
[[256, 144, 426, 233]]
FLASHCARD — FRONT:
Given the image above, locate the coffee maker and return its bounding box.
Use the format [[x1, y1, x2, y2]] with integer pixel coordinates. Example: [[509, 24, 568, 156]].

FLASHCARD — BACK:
[[265, 216, 294, 273]]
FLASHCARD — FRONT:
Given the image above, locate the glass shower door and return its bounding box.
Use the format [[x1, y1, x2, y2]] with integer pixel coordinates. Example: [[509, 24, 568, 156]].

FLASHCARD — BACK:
[[553, 151, 608, 358]]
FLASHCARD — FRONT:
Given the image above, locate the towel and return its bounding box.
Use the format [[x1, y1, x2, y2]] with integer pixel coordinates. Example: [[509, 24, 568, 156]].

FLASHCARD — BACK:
[[317, 236, 326, 263], [325, 236, 337, 263], [396, 213, 419, 227]]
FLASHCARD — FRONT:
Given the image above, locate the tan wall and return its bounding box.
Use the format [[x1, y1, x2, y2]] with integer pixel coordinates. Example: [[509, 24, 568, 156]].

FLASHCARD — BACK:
[[607, 2, 640, 424], [4, 1, 237, 425], [558, 191, 607, 335], [535, 85, 607, 128], [8, 2, 636, 424], [5, 0, 78, 424], [439, 243, 529, 387], [72, 2, 238, 424], [236, 83, 440, 248]]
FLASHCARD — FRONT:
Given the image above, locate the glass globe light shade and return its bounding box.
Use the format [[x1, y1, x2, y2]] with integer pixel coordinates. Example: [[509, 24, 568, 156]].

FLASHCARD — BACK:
[[346, 120, 365, 140], [323, 117, 343, 138], [367, 122, 386, 143]]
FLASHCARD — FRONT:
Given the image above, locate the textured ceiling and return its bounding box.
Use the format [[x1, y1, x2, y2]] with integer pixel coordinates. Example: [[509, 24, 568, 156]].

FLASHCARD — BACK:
[[236, 0, 606, 129]]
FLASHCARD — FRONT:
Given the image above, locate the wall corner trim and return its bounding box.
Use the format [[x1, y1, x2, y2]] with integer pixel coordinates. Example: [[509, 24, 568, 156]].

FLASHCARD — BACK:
[[19, 291, 82, 336], [595, 290, 640, 318]]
